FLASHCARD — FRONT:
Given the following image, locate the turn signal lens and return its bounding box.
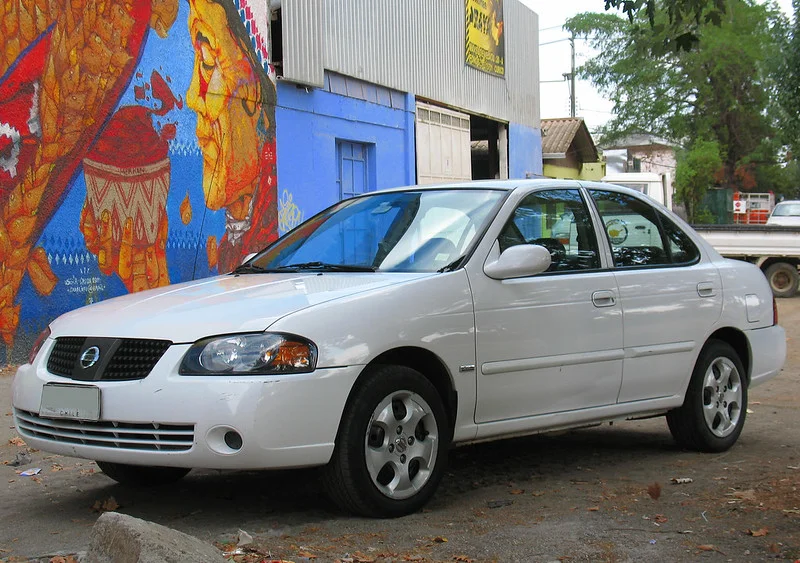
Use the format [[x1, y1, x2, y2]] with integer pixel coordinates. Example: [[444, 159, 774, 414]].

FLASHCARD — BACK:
[[28, 326, 51, 365], [180, 332, 317, 375]]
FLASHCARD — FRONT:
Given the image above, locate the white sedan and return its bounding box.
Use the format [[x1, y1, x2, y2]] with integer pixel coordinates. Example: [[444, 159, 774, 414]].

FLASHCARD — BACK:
[[767, 200, 800, 227], [13, 180, 786, 517]]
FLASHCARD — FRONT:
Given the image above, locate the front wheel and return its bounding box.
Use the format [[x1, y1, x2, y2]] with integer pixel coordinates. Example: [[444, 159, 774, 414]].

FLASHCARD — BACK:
[[96, 461, 191, 487], [667, 340, 747, 452], [322, 365, 450, 517], [764, 262, 799, 298]]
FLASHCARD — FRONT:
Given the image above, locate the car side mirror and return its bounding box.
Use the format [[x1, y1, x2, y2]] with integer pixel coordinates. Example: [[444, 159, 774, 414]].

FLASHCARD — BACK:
[[484, 244, 552, 280], [241, 252, 257, 265]]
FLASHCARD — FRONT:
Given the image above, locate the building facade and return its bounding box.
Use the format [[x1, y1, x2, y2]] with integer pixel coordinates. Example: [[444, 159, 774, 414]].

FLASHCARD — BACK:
[[602, 133, 678, 177], [540, 118, 604, 181], [0, 0, 541, 362]]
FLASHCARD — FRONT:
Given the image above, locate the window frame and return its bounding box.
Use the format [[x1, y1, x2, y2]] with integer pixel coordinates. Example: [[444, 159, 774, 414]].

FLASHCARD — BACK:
[[497, 188, 605, 276], [585, 188, 701, 270]]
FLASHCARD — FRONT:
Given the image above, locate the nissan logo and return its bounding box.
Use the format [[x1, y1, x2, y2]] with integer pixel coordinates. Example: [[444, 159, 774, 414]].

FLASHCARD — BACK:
[[79, 346, 101, 369]]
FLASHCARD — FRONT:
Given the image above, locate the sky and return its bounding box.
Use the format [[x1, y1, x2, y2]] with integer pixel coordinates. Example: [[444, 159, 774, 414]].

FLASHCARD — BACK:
[[521, 0, 795, 133]]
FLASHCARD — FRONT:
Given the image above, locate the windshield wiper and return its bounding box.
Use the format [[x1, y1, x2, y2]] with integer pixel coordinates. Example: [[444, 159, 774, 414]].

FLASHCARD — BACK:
[[277, 261, 375, 272], [232, 263, 267, 274], [437, 256, 465, 273], [278, 262, 376, 272]]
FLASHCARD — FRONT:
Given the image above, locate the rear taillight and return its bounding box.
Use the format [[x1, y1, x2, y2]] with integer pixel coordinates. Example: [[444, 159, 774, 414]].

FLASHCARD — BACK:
[[773, 296, 779, 326], [28, 326, 51, 364]]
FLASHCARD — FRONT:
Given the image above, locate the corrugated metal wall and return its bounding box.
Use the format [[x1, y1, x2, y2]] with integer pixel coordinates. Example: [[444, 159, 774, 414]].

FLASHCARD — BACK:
[[281, 0, 539, 129], [282, 0, 325, 87]]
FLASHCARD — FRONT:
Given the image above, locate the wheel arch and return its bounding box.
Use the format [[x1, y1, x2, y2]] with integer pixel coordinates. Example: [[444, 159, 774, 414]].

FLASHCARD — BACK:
[[706, 327, 751, 383], [342, 347, 458, 441]]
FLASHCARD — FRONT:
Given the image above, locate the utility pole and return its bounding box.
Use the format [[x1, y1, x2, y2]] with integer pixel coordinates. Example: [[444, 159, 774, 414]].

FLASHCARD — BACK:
[[570, 33, 576, 118], [561, 33, 576, 117]]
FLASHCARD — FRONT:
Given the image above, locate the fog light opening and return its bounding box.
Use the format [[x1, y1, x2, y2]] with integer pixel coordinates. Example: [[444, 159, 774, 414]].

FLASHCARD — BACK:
[[224, 430, 243, 451]]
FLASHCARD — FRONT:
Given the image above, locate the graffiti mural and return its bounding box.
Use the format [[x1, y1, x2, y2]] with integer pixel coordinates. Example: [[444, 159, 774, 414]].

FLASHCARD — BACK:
[[0, 0, 279, 360], [186, 0, 278, 273]]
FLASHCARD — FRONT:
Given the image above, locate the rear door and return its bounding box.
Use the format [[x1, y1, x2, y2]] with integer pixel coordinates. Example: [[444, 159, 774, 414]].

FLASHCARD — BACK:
[[586, 188, 723, 402]]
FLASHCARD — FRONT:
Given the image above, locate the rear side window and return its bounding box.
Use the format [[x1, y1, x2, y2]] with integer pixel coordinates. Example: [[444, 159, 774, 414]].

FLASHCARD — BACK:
[[660, 212, 701, 265], [588, 190, 699, 268]]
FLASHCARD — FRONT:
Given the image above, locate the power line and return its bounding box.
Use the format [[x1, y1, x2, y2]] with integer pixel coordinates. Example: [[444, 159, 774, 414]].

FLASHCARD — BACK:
[[539, 37, 572, 46]]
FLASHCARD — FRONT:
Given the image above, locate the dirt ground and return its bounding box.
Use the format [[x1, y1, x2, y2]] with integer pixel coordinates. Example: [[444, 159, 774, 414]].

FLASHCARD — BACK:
[[1, 300, 799, 563]]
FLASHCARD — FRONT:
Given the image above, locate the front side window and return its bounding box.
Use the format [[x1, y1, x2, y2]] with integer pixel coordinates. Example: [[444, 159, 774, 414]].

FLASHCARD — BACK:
[[589, 190, 698, 267], [498, 189, 600, 272], [249, 189, 505, 273]]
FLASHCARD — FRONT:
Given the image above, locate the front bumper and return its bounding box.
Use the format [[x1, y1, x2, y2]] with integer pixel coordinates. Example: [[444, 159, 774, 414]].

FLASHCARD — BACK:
[[747, 324, 787, 387], [12, 339, 363, 470]]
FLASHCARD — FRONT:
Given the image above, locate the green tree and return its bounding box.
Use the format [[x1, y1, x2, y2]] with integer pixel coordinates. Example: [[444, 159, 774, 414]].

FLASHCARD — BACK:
[[567, 1, 784, 193], [776, 0, 800, 158], [675, 139, 723, 222], [603, 0, 727, 51]]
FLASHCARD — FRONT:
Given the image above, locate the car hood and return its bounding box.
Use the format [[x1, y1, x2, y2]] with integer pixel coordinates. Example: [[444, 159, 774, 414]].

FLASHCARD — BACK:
[[50, 272, 431, 342]]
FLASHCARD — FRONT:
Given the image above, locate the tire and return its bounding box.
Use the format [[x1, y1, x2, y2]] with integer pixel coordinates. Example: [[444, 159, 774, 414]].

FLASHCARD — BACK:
[[764, 262, 799, 298], [96, 461, 190, 487], [322, 365, 450, 518], [667, 340, 747, 453]]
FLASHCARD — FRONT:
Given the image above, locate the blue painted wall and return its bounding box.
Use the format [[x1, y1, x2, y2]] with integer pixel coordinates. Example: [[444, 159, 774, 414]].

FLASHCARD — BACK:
[[275, 83, 416, 230], [509, 122, 543, 179]]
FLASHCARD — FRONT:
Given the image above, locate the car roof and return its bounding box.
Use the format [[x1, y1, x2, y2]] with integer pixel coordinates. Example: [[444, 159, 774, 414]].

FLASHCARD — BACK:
[[369, 178, 639, 195]]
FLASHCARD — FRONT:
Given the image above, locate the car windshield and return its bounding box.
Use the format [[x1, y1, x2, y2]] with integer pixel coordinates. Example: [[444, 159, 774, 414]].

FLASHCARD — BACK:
[[244, 189, 505, 273], [771, 202, 800, 217]]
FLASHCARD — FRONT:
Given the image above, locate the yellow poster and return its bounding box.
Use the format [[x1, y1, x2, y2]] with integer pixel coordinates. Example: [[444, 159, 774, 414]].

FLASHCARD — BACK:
[[465, 0, 505, 77]]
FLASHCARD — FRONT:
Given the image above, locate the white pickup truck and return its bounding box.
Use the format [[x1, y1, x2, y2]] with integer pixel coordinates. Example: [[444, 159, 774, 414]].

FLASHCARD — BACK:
[[692, 225, 800, 298]]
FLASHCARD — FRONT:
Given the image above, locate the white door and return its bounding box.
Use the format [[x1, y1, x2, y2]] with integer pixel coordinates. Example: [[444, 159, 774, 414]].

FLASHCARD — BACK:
[[470, 188, 624, 423], [415, 102, 471, 185], [586, 188, 723, 402]]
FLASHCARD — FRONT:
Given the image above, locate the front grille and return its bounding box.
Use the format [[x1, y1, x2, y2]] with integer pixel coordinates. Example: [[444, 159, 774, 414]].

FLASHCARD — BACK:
[[47, 337, 85, 377], [103, 340, 172, 380], [15, 409, 194, 452], [46, 337, 171, 381]]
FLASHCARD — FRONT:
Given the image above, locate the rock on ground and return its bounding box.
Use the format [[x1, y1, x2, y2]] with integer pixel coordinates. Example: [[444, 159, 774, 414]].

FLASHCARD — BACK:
[[85, 512, 227, 563]]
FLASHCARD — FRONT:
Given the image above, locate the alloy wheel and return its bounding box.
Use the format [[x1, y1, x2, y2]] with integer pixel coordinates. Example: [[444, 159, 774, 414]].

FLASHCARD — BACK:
[[364, 390, 439, 500], [702, 356, 742, 438]]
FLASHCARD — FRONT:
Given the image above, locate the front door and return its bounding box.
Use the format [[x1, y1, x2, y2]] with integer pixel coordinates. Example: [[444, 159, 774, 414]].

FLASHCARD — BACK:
[[471, 188, 624, 423]]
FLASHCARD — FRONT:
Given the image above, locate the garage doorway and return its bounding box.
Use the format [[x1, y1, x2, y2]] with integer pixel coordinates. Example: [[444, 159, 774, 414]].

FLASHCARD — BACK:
[[470, 115, 508, 180]]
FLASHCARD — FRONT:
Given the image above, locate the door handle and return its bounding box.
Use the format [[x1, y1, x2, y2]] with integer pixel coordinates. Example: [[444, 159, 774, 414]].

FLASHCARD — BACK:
[[697, 281, 716, 297], [592, 290, 616, 308]]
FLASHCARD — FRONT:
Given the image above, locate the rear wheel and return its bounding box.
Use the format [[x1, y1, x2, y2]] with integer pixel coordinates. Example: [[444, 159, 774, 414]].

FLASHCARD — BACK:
[[764, 262, 799, 298], [667, 340, 747, 452], [96, 461, 190, 487], [322, 365, 450, 517]]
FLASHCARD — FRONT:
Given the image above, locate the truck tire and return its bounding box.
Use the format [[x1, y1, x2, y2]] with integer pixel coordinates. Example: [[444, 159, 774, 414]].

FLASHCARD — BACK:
[[764, 262, 799, 298]]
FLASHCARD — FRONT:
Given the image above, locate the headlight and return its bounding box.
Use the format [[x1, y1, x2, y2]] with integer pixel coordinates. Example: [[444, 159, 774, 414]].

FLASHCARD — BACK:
[[28, 326, 51, 365], [180, 333, 317, 375]]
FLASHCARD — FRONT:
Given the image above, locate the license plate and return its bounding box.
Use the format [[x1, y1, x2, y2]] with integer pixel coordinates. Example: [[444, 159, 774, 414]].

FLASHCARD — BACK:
[[40, 384, 101, 421]]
